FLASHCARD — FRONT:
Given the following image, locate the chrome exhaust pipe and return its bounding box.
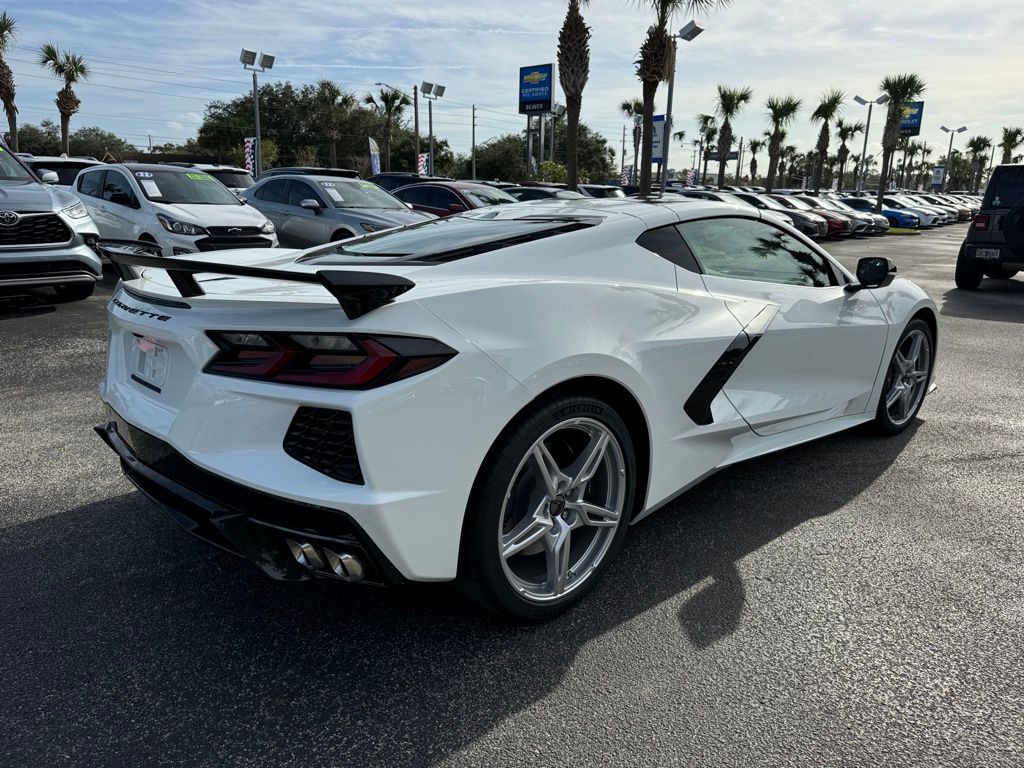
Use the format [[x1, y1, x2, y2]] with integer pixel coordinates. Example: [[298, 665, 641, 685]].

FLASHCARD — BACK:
[[285, 538, 324, 570], [323, 548, 365, 583]]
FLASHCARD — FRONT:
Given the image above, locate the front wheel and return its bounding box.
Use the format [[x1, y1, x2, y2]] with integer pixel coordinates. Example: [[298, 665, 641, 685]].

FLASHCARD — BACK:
[[875, 319, 934, 436], [459, 396, 636, 620]]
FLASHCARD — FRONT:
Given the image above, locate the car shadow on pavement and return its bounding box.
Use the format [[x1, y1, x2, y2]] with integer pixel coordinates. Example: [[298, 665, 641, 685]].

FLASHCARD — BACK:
[[1, 422, 918, 767], [0, 290, 60, 320], [940, 281, 1024, 324]]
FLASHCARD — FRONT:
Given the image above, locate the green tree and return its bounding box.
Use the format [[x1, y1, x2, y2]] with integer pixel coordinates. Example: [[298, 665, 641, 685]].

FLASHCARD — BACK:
[[363, 87, 411, 171], [635, 0, 731, 195], [558, 0, 591, 190], [810, 89, 844, 192], [764, 95, 801, 192], [875, 73, 926, 210], [965, 135, 992, 193], [314, 79, 355, 168], [834, 119, 864, 190], [696, 113, 717, 183], [619, 97, 643, 182], [0, 12, 18, 151], [69, 125, 134, 159], [37, 43, 90, 155], [16, 120, 60, 155], [713, 85, 752, 186], [538, 160, 568, 183], [999, 126, 1023, 165], [746, 137, 763, 183]]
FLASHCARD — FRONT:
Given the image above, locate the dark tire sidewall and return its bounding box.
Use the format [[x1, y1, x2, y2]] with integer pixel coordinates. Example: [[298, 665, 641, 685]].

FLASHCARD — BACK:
[[955, 245, 983, 290], [460, 395, 637, 620]]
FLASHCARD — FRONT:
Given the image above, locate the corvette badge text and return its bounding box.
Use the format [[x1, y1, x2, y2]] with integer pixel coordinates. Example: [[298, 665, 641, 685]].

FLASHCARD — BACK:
[[111, 297, 171, 322]]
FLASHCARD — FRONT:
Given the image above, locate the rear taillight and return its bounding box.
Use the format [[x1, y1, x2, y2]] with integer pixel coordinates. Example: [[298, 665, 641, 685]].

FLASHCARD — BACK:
[[973, 213, 989, 230], [203, 331, 456, 389]]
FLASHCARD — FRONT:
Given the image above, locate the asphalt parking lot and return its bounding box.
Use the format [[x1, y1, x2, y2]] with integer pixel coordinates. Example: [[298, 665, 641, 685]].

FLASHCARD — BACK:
[[3, 224, 1023, 767]]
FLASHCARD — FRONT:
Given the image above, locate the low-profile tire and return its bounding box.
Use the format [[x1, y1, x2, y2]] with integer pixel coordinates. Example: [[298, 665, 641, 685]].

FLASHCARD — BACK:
[[874, 319, 934, 436], [53, 282, 95, 301], [954, 247, 983, 290], [459, 395, 637, 621]]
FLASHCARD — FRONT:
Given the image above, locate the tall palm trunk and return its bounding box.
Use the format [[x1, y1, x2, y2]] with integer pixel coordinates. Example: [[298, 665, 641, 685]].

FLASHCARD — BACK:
[[0, 59, 16, 152], [716, 120, 732, 187], [749, 156, 758, 182], [565, 91, 581, 188], [766, 132, 782, 192], [812, 122, 829, 192], [631, 124, 641, 183], [639, 79, 657, 194], [55, 84, 79, 155]]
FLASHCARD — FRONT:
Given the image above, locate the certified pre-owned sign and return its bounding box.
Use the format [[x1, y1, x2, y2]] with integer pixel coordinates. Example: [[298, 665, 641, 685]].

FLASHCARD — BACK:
[[519, 64, 554, 115]]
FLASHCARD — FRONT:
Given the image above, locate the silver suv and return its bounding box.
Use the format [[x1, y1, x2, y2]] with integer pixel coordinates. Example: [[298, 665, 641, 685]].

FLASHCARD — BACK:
[[0, 143, 101, 301]]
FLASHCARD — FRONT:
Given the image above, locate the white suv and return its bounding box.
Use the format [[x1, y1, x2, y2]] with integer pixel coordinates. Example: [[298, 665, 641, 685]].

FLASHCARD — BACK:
[[74, 164, 277, 257]]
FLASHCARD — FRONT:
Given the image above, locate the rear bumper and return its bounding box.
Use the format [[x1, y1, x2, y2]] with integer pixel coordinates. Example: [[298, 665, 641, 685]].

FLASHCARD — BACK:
[[964, 243, 1023, 269], [95, 414, 405, 586]]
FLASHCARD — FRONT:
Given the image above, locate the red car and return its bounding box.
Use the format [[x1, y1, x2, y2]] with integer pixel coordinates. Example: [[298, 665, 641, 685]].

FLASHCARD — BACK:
[[767, 194, 854, 238], [391, 181, 516, 217]]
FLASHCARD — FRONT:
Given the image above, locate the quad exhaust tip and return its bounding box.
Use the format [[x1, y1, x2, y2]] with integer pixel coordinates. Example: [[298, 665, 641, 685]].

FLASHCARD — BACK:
[[285, 538, 364, 583]]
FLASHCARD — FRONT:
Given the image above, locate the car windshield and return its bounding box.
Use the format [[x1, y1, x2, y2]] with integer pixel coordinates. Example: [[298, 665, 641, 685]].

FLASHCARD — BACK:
[[461, 187, 516, 207], [799, 197, 841, 211], [827, 199, 858, 213], [318, 180, 406, 209], [28, 161, 95, 186], [583, 187, 626, 198], [0, 148, 35, 181], [774, 195, 813, 211], [746, 194, 788, 211], [207, 170, 255, 189], [133, 170, 242, 205]]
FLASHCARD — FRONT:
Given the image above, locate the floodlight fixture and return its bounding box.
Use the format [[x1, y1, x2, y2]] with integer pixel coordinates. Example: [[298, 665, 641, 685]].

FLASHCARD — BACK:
[[239, 49, 257, 67], [421, 82, 434, 96], [258, 53, 275, 70], [678, 20, 705, 41]]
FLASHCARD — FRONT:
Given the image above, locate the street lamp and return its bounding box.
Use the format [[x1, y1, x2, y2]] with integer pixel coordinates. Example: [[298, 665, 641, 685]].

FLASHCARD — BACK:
[[853, 93, 889, 191], [240, 48, 275, 177], [659, 19, 705, 196], [940, 125, 967, 192], [420, 82, 445, 176]]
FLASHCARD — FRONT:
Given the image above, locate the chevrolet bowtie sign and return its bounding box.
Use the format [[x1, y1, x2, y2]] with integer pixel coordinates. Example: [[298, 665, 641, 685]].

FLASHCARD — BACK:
[[519, 63, 554, 115]]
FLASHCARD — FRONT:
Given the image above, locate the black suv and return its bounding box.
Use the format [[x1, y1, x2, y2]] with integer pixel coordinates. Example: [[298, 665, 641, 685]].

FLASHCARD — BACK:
[[955, 165, 1024, 289]]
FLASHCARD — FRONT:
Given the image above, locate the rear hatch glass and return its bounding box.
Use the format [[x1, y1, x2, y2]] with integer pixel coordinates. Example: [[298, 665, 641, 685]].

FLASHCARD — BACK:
[[984, 167, 1024, 209]]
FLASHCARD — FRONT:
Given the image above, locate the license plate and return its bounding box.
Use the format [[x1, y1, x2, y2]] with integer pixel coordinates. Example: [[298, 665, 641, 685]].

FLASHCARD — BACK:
[[131, 335, 169, 391], [975, 248, 1001, 260]]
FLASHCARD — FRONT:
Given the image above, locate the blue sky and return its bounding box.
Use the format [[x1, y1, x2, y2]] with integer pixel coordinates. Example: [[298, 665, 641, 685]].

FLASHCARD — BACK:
[[11, 0, 1023, 170]]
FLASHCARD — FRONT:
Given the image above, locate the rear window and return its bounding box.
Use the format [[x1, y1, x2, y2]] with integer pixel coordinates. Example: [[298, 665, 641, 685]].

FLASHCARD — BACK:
[[207, 170, 255, 189], [28, 161, 95, 185], [985, 167, 1024, 209], [298, 214, 599, 264]]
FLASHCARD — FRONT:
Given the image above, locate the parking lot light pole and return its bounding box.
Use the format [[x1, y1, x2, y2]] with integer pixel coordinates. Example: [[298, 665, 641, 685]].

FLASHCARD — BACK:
[[240, 49, 275, 177], [660, 20, 705, 196], [853, 94, 888, 191], [421, 82, 445, 176], [940, 125, 967, 192]]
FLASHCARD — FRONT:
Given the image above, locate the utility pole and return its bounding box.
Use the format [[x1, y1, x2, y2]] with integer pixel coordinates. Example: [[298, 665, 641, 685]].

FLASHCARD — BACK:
[[539, 114, 545, 166], [148, 133, 153, 152], [252, 71, 262, 176], [428, 99, 434, 176], [621, 125, 626, 179], [735, 137, 744, 185], [527, 115, 534, 177], [413, 85, 420, 161], [471, 105, 476, 180]]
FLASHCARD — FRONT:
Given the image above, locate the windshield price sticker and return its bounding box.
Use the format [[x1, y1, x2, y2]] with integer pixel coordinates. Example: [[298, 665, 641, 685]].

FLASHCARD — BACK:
[[141, 180, 162, 197], [325, 187, 344, 202], [186, 172, 214, 181]]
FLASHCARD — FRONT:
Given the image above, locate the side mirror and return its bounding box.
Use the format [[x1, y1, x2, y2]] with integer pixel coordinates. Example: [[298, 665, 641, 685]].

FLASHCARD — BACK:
[[300, 198, 322, 212], [405, 202, 415, 210], [41, 171, 60, 184], [448, 203, 466, 213], [847, 257, 897, 292]]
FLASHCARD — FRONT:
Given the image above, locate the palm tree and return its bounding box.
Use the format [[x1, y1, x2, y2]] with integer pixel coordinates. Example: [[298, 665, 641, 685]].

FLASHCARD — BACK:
[[364, 87, 411, 172], [712, 85, 753, 186], [999, 126, 1023, 165], [0, 13, 18, 152], [315, 80, 354, 168], [38, 43, 90, 155], [558, 0, 591, 191], [965, 135, 993, 193], [696, 113, 717, 184], [834, 119, 864, 190], [746, 138, 764, 182], [620, 97, 643, 183], [809, 89, 844, 192], [915, 143, 933, 189], [875, 73, 926, 211], [635, 0, 731, 195], [764, 95, 801, 192]]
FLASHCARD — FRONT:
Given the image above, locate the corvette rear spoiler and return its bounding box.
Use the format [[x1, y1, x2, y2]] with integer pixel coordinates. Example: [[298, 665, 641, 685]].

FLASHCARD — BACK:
[[98, 241, 415, 320]]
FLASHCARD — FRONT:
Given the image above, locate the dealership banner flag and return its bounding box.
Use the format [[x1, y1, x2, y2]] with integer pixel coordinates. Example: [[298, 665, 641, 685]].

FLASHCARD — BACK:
[[243, 137, 256, 174], [368, 137, 381, 175], [620, 164, 632, 185], [417, 153, 430, 176]]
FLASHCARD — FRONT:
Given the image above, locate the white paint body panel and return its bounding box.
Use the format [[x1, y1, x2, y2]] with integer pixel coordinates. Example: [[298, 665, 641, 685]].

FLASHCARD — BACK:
[[99, 199, 938, 581]]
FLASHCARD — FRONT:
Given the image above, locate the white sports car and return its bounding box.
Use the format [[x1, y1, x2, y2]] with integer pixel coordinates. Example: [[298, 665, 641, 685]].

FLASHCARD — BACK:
[[97, 198, 937, 620]]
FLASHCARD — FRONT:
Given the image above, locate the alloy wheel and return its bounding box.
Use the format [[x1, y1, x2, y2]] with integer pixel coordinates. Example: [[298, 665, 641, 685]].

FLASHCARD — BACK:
[[883, 328, 931, 427], [498, 417, 626, 603]]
